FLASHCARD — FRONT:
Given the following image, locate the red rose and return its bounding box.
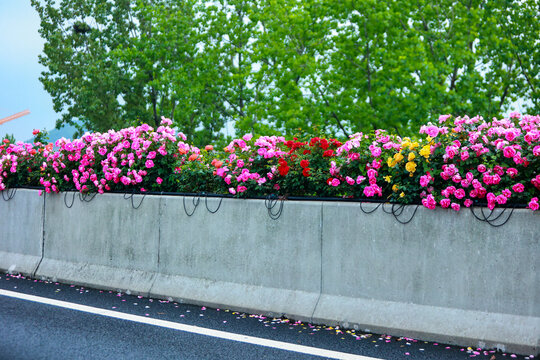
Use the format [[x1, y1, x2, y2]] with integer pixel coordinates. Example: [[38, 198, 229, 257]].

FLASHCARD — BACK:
[[322, 149, 334, 157], [320, 138, 329, 150], [300, 159, 309, 168], [302, 168, 310, 177]]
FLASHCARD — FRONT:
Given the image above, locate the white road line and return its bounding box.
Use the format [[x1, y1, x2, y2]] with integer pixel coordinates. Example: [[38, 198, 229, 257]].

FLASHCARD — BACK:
[[0, 289, 382, 360]]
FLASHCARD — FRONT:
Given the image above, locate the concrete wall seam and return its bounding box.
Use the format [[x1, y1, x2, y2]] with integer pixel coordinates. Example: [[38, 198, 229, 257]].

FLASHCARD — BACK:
[[32, 192, 46, 277], [310, 202, 324, 324]]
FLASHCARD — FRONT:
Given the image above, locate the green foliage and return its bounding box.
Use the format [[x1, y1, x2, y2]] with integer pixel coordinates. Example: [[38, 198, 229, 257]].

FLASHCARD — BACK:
[[1, 134, 16, 144], [32, 0, 539, 145]]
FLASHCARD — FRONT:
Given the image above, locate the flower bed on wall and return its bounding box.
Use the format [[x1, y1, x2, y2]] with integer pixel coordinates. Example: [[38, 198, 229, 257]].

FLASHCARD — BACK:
[[1, 113, 539, 211]]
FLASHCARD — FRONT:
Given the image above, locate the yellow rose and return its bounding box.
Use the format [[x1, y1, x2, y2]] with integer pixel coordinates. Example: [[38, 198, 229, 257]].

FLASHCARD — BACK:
[[393, 152, 404, 163], [392, 184, 399, 192], [419, 145, 431, 159], [384, 175, 392, 182], [400, 192, 405, 198], [409, 142, 419, 150], [387, 156, 396, 167], [408, 152, 416, 161], [405, 161, 416, 173]]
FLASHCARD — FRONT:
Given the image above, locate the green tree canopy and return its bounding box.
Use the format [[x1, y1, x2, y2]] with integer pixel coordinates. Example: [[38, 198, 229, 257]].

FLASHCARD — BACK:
[[33, 0, 539, 145]]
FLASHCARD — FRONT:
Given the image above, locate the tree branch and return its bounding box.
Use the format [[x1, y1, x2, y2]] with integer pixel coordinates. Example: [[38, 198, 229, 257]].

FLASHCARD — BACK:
[[315, 85, 349, 137], [515, 52, 537, 94]]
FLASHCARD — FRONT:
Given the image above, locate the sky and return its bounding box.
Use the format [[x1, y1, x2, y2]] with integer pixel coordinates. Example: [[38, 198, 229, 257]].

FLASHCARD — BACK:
[[0, 1, 58, 141]]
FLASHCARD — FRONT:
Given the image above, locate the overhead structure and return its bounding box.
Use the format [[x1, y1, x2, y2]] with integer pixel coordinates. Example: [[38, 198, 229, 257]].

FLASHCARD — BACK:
[[0, 110, 30, 126]]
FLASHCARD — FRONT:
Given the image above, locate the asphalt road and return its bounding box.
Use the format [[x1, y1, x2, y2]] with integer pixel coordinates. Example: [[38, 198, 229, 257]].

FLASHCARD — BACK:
[[0, 273, 532, 360]]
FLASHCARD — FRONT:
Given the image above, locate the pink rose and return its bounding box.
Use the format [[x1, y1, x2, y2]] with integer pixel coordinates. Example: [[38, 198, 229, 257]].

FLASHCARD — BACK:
[[506, 168, 518, 178], [440, 198, 451, 208], [367, 169, 378, 179], [503, 146, 516, 158], [421, 194, 437, 210], [420, 174, 432, 187], [528, 197, 539, 211], [512, 183, 524, 193], [363, 186, 375, 197], [454, 188, 465, 199]]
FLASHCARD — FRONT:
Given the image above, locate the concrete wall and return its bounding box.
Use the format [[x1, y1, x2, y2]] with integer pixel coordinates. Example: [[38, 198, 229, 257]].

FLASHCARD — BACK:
[[315, 202, 539, 354], [151, 197, 322, 319], [0, 189, 44, 275], [0, 189, 538, 355], [38, 192, 160, 294]]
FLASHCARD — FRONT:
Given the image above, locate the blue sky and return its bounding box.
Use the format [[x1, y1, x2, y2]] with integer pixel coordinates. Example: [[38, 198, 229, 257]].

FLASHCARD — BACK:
[[0, 1, 58, 141]]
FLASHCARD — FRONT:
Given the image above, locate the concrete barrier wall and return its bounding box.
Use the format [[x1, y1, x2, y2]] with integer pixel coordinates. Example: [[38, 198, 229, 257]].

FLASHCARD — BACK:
[[0, 189, 44, 275], [37, 192, 161, 294], [151, 197, 322, 319], [315, 202, 539, 354], [0, 189, 538, 354]]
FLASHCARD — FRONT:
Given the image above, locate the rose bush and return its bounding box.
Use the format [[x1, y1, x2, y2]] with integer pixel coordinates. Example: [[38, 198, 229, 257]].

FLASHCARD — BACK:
[[1, 114, 538, 211]]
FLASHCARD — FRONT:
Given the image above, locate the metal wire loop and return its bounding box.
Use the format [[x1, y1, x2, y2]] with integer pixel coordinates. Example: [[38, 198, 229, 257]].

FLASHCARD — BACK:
[[64, 191, 76, 208], [359, 202, 381, 214], [381, 202, 393, 214], [391, 203, 406, 217], [123, 190, 145, 209], [1, 188, 16, 201], [470, 204, 514, 227], [183, 194, 201, 216], [265, 194, 284, 220], [391, 203, 419, 225], [79, 192, 97, 202], [205, 195, 223, 214]]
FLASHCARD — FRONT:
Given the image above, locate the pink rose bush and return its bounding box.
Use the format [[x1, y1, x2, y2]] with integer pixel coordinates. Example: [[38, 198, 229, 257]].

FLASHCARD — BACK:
[[1, 114, 539, 211]]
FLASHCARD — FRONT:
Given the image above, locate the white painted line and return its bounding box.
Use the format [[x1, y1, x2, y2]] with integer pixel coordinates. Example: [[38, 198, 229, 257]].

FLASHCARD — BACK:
[[0, 289, 382, 360]]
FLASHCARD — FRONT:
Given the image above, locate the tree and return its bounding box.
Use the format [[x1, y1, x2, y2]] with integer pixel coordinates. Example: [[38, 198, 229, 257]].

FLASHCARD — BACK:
[[33, 0, 539, 142], [32, 0, 226, 145], [318, 0, 539, 134]]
